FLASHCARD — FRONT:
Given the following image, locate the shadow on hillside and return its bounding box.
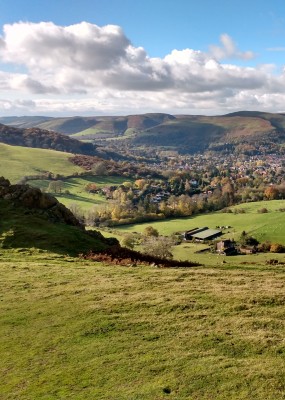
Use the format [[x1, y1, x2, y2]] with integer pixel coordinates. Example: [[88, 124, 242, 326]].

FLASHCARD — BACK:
[[0, 199, 108, 256]]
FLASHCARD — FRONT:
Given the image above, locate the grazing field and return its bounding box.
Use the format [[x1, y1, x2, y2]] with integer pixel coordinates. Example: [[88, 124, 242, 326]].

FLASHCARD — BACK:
[[115, 200, 285, 244], [1, 249, 285, 399], [0, 143, 84, 183], [30, 175, 132, 212]]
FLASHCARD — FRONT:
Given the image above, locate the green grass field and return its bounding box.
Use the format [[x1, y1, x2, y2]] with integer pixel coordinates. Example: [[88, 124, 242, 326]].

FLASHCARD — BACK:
[[30, 175, 132, 212], [71, 127, 109, 137], [0, 143, 84, 183], [0, 198, 108, 255], [1, 249, 285, 399], [115, 200, 285, 244]]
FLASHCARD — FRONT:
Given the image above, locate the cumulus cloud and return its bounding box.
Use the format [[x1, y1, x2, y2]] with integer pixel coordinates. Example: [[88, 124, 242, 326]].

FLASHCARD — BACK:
[[1, 21, 130, 70], [209, 34, 255, 60], [0, 21, 284, 115]]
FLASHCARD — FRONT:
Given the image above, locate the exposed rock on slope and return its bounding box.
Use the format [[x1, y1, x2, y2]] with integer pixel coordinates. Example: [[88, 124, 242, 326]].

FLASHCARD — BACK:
[[0, 176, 118, 255], [0, 176, 81, 227]]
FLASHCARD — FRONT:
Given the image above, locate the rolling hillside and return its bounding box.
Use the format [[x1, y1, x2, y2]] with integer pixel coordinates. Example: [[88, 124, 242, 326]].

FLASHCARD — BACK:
[[2, 111, 285, 153], [0, 177, 115, 255], [0, 143, 85, 183], [0, 123, 96, 155]]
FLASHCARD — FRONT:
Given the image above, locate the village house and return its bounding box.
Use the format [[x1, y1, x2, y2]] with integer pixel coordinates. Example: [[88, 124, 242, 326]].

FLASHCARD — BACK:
[[216, 239, 237, 256]]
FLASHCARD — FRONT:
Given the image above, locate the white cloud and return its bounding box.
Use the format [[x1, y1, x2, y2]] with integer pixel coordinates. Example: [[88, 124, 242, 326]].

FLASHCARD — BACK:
[[267, 47, 285, 52], [0, 21, 284, 115], [209, 34, 255, 60]]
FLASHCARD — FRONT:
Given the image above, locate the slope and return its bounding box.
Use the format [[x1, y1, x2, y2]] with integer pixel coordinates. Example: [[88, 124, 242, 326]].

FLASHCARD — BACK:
[[0, 143, 84, 183], [0, 177, 114, 255], [0, 123, 96, 155]]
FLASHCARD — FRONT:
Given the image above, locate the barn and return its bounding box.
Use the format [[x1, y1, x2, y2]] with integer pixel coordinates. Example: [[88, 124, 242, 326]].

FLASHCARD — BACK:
[[184, 227, 222, 242]]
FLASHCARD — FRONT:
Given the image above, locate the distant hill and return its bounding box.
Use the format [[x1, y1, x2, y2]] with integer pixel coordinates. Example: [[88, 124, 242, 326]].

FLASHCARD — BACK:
[[2, 111, 285, 153], [0, 123, 96, 155], [0, 115, 53, 128], [0, 113, 176, 137], [0, 176, 116, 255]]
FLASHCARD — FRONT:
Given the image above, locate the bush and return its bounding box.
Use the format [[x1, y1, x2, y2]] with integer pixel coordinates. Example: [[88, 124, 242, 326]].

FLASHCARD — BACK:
[[143, 226, 159, 237], [258, 207, 268, 213], [141, 236, 175, 260], [270, 243, 285, 253], [258, 241, 271, 252], [239, 231, 259, 246], [120, 234, 137, 250]]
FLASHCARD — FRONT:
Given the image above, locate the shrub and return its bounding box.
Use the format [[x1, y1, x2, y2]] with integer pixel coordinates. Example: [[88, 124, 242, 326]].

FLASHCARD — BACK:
[[239, 231, 259, 246], [143, 226, 159, 237], [270, 243, 285, 253], [258, 241, 271, 252], [258, 207, 268, 213], [141, 236, 176, 260], [120, 234, 137, 250]]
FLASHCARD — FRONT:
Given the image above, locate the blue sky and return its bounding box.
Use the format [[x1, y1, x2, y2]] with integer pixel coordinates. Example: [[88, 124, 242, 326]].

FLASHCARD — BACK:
[[0, 0, 284, 116]]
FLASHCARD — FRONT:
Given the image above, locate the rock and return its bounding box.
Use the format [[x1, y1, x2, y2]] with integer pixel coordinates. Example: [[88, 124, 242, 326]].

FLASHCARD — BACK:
[[0, 177, 82, 228]]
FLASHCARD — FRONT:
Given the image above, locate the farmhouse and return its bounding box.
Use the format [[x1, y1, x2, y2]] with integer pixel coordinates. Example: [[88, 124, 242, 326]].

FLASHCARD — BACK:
[[216, 240, 237, 256], [184, 227, 222, 242]]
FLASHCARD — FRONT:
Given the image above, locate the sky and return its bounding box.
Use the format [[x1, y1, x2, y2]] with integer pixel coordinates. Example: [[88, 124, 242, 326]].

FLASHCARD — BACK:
[[0, 0, 285, 116]]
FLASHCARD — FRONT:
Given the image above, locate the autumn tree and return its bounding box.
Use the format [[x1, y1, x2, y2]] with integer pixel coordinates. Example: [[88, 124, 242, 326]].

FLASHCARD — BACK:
[[143, 226, 159, 237], [141, 236, 175, 259], [85, 183, 97, 192], [264, 186, 279, 200], [121, 234, 137, 249], [92, 161, 108, 176]]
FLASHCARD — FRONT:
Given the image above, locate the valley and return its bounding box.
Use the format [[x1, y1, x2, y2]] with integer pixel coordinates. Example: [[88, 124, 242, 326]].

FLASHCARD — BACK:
[[2, 112, 285, 399]]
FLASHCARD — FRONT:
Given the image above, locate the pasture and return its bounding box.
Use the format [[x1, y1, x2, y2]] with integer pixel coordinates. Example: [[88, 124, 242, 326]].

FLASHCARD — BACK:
[[30, 175, 132, 212], [0, 143, 83, 183], [1, 249, 285, 399], [115, 200, 285, 244]]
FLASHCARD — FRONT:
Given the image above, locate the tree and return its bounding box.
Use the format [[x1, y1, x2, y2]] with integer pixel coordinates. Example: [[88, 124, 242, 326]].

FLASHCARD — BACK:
[[143, 226, 159, 237], [121, 234, 137, 249], [184, 179, 191, 193], [92, 161, 107, 176], [270, 243, 285, 253], [85, 183, 97, 193], [264, 186, 279, 200], [135, 179, 147, 190], [239, 231, 259, 246], [47, 180, 64, 193], [141, 236, 175, 260]]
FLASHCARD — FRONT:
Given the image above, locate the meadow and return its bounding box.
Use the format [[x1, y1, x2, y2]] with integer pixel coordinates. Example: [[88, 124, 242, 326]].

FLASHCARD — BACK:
[[30, 175, 132, 212], [115, 200, 285, 245], [0, 143, 84, 183], [1, 249, 285, 399]]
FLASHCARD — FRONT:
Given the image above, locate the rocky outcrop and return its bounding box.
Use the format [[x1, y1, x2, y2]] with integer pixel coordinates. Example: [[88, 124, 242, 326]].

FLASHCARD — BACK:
[[0, 176, 82, 227]]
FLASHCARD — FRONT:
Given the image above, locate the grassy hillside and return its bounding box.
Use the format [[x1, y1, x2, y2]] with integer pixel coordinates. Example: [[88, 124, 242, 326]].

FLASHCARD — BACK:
[[37, 116, 99, 134], [0, 198, 109, 255], [1, 250, 285, 399], [0, 143, 84, 183], [0, 123, 97, 155], [133, 119, 225, 151], [30, 175, 132, 211], [116, 200, 285, 244]]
